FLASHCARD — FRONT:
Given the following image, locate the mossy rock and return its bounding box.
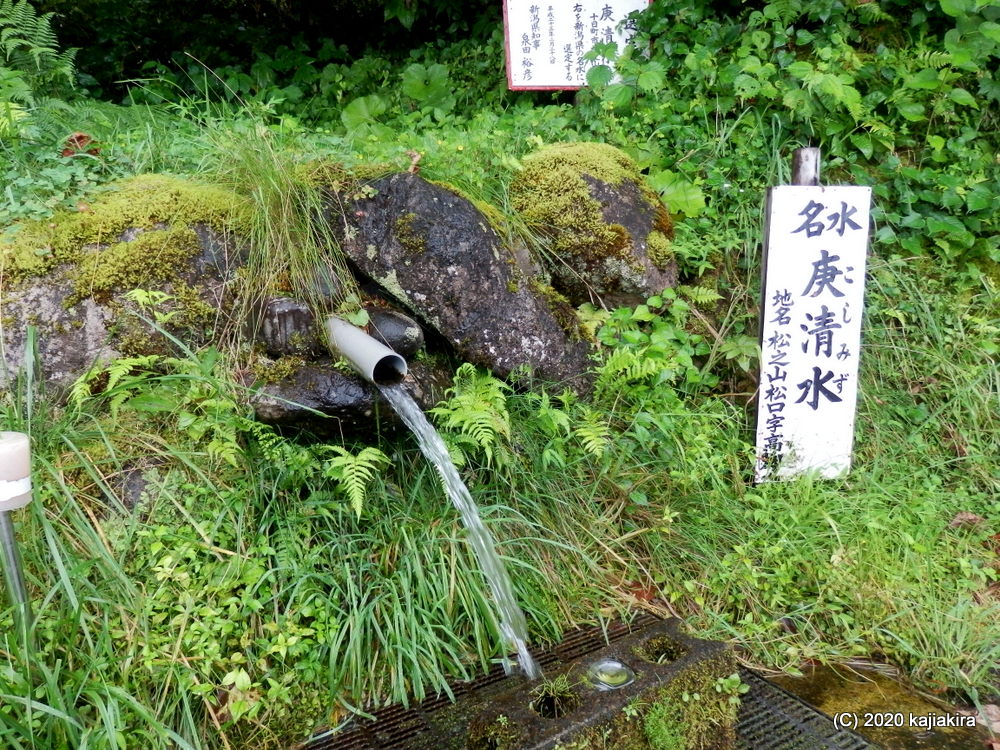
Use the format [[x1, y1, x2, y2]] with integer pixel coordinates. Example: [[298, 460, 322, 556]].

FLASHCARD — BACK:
[[1, 173, 249, 289], [510, 142, 677, 307], [0, 174, 250, 390]]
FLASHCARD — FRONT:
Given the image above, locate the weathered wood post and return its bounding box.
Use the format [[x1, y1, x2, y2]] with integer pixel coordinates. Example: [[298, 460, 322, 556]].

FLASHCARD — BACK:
[[792, 147, 821, 186]]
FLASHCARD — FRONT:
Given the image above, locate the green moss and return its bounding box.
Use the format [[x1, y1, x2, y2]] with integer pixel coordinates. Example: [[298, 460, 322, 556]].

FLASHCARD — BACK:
[[71, 225, 201, 304], [110, 281, 222, 357], [636, 651, 740, 750], [511, 146, 633, 265], [551, 649, 739, 750], [530, 278, 587, 340], [394, 212, 427, 255], [643, 702, 686, 749], [466, 713, 523, 750], [1, 174, 249, 286], [509, 142, 673, 300], [648, 231, 674, 269], [653, 204, 675, 240], [251, 355, 307, 384], [519, 142, 643, 188]]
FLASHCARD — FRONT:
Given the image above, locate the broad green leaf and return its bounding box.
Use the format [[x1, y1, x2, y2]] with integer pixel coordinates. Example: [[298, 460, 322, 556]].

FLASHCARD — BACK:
[[345, 308, 370, 326], [926, 213, 970, 237], [603, 83, 634, 109], [631, 304, 654, 322], [786, 61, 814, 79], [980, 21, 1000, 43], [980, 75, 1000, 101], [967, 185, 993, 211], [940, 0, 973, 15], [637, 69, 664, 93], [586, 64, 614, 90], [733, 73, 760, 98], [906, 68, 940, 90], [647, 169, 706, 217], [401, 62, 451, 107], [895, 99, 926, 121], [949, 87, 978, 107], [385, 0, 417, 28], [281, 84, 304, 101], [850, 133, 874, 159], [750, 30, 771, 50], [341, 94, 387, 130]]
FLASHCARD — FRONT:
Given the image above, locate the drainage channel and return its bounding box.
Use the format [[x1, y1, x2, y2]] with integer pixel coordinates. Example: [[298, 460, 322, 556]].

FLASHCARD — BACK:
[[309, 614, 873, 750]]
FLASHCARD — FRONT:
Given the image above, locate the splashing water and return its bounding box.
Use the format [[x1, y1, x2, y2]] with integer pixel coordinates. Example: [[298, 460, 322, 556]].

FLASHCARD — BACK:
[[378, 383, 541, 680]]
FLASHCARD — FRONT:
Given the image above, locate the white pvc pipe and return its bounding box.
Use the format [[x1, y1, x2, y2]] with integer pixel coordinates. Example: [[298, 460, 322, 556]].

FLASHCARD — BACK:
[[0, 432, 32, 511], [324, 316, 408, 385], [0, 431, 33, 639]]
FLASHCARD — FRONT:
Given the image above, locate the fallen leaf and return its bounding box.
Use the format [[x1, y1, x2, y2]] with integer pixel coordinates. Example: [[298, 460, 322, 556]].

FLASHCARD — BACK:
[[948, 511, 985, 529], [622, 580, 657, 602], [981, 702, 1000, 729]]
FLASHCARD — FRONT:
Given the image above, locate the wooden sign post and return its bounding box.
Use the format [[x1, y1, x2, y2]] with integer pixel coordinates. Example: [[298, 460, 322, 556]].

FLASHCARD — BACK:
[[755, 150, 872, 481], [502, 0, 648, 89]]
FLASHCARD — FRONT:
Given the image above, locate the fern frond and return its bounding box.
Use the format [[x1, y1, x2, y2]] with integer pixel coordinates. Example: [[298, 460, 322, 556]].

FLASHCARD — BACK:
[[322, 445, 390, 517], [430, 363, 512, 467], [763, 0, 803, 25], [914, 49, 954, 70], [0, 0, 75, 93], [573, 409, 611, 458], [597, 347, 668, 386], [678, 284, 722, 305], [102, 355, 163, 394]]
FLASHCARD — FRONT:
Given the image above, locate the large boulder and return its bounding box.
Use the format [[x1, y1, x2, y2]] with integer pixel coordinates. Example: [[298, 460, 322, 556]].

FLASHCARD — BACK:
[[0, 174, 247, 391], [252, 358, 452, 436], [509, 142, 677, 307], [327, 172, 593, 390]]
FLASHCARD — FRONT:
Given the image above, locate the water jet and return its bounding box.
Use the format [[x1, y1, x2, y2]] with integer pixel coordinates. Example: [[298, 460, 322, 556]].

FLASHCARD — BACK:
[[324, 316, 540, 679]]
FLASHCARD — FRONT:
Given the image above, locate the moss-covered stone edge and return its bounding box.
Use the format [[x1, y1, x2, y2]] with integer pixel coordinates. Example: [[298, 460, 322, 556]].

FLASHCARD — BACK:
[[550, 649, 740, 750], [508, 141, 677, 298], [1, 173, 250, 290]]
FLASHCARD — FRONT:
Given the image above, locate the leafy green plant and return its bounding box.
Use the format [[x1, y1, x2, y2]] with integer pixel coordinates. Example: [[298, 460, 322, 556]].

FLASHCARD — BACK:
[[69, 345, 249, 467], [320, 445, 391, 517], [0, 0, 75, 99], [595, 289, 717, 401], [401, 62, 455, 119], [713, 673, 750, 706], [529, 673, 579, 719], [431, 363, 513, 468]]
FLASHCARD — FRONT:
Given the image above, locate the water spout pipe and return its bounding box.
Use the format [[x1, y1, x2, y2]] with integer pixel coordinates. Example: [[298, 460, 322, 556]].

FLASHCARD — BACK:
[[325, 316, 408, 385]]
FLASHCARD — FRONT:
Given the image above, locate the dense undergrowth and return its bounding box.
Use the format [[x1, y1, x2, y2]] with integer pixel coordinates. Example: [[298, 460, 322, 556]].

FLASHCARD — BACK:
[[1, 0, 998, 747]]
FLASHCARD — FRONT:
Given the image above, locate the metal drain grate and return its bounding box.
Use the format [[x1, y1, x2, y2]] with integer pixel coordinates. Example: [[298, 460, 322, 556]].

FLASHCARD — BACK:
[[309, 615, 874, 750], [736, 669, 873, 750]]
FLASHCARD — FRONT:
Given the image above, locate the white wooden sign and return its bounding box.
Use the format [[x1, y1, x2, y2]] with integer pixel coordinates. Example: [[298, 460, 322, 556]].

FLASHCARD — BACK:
[[755, 185, 872, 482], [502, 0, 647, 89]]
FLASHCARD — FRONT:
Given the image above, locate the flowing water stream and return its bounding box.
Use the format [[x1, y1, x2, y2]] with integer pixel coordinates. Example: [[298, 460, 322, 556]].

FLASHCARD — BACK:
[[378, 383, 542, 680]]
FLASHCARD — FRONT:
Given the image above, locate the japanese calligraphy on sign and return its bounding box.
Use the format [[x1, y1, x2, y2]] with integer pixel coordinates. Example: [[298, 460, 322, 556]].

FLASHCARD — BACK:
[[503, 0, 647, 89], [755, 185, 872, 482]]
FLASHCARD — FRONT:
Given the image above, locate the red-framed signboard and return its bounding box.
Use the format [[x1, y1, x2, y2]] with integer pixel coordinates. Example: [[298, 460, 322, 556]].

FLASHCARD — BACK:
[[503, 0, 650, 90]]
